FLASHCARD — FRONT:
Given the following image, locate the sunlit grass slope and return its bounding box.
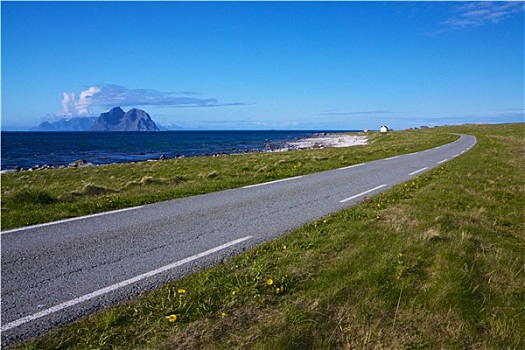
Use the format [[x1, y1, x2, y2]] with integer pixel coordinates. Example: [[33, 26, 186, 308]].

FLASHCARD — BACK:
[[8, 123, 525, 349]]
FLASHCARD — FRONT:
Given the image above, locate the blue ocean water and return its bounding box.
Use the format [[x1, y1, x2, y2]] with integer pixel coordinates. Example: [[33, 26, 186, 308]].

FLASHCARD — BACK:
[[1, 131, 347, 170]]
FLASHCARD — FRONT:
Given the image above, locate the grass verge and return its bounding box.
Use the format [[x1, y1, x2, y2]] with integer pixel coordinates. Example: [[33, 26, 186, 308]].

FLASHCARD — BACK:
[[6, 123, 525, 349]]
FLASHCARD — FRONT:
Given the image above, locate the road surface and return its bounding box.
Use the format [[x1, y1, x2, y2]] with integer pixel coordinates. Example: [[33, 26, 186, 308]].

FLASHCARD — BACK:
[[1, 134, 476, 345]]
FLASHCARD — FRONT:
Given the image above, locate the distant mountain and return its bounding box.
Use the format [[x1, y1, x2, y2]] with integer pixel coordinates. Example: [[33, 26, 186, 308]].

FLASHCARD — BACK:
[[29, 108, 177, 132], [157, 123, 185, 131], [30, 117, 98, 131], [90, 107, 160, 131]]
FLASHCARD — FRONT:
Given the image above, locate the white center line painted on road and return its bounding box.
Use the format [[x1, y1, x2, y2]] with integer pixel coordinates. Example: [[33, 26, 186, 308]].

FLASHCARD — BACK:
[[339, 184, 387, 203], [0, 206, 145, 235], [243, 176, 303, 189], [408, 167, 428, 176], [437, 159, 448, 164], [338, 163, 364, 170], [1, 235, 253, 332]]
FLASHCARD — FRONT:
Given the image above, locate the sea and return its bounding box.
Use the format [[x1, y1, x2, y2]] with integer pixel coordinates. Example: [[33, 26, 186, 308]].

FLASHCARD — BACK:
[[0, 130, 353, 171]]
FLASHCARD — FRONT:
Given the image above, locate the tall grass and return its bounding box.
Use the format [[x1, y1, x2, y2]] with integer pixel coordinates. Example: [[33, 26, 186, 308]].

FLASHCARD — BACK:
[[7, 123, 525, 349]]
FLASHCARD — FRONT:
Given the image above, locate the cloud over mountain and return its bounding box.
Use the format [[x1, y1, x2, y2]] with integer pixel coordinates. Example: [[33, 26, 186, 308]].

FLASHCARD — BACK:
[[55, 85, 244, 119], [60, 87, 101, 117]]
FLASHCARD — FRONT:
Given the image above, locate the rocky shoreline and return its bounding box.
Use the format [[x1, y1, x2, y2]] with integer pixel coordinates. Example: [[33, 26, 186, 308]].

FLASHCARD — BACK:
[[284, 133, 367, 150], [1, 133, 367, 174]]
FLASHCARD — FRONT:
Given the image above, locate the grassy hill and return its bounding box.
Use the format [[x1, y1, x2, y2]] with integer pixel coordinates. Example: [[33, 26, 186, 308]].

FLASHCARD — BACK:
[[5, 123, 524, 349]]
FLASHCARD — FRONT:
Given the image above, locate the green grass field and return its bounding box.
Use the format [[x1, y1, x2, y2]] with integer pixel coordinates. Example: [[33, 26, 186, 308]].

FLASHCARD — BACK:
[[4, 123, 524, 349]]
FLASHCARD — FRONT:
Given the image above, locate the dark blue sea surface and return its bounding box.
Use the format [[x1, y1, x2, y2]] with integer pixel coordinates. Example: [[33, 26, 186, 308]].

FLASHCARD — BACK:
[[1, 131, 349, 170]]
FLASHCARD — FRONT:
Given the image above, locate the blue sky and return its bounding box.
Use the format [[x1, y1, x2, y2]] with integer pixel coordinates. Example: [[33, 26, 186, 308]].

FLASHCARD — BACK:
[[1, 1, 524, 130]]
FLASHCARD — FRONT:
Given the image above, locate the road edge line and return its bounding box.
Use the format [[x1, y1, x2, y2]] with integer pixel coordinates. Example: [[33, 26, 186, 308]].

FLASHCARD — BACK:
[[1, 235, 253, 332]]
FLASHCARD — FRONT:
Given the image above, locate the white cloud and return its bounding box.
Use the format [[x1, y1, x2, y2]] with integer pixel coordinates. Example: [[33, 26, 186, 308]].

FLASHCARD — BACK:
[[58, 87, 100, 117], [60, 92, 77, 117], [431, 1, 524, 34], [51, 85, 244, 120], [76, 87, 101, 116]]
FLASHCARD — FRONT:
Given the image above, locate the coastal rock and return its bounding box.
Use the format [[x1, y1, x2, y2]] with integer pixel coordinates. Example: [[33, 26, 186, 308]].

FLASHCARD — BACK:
[[68, 159, 93, 168], [32, 164, 55, 171], [90, 107, 160, 132]]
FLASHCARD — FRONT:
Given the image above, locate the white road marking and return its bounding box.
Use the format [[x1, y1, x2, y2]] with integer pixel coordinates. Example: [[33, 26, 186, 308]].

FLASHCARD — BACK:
[[384, 156, 399, 160], [243, 176, 303, 189], [0, 206, 144, 235], [338, 163, 364, 170], [437, 159, 448, 164], [339, 184, 387, 203], [0, 235, 253, 332], [409, 167, 428, 176]]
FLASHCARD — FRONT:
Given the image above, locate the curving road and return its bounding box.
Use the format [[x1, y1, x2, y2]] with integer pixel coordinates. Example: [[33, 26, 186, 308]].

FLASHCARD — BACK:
[[1, 134, 476, 345]]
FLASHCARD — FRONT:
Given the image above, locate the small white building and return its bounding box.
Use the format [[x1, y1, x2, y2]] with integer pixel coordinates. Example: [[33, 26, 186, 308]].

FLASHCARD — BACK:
[[379, 125, 389, 133]]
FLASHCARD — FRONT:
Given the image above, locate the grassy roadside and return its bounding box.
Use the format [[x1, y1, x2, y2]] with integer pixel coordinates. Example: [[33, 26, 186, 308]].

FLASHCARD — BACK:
[[6, 123, 525, 349], [1, 129, 456, 230]]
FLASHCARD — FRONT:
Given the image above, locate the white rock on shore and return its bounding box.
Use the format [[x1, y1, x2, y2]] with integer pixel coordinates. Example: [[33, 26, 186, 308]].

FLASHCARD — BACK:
[[285, 134, 367, 150]]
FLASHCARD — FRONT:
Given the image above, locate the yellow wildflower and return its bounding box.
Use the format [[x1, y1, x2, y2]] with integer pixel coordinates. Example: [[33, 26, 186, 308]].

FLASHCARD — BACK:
[[266, 279, 274, 286], [177, 289, 186, 294], [282, 244, 287, 250], [231, 290, 237, 296], [221, 312, 228, 318], [166, 314, 177, 322]]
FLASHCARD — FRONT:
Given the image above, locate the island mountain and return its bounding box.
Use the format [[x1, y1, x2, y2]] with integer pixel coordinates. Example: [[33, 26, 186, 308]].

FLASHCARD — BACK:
[[90, 107, 160, 131], [30, 117, 98, 131], [30, 108, 166, 131]]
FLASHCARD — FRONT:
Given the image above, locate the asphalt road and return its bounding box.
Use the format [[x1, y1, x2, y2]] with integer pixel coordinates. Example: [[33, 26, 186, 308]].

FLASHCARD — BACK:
[[1, 134, 476, 346]]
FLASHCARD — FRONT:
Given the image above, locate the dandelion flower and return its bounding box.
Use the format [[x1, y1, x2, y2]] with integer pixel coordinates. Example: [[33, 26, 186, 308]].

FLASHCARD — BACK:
[[282, 244, 287, 250], [221, 312, 228, 318], [166, 314, 177, 322], [267, 279, 274, 286], [231, 290, 237, 296], [177, 289, 186, 294], [275, 287, 281, 293], [323, 219, 328, 224]]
